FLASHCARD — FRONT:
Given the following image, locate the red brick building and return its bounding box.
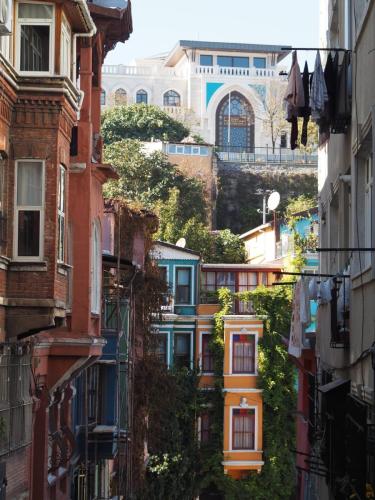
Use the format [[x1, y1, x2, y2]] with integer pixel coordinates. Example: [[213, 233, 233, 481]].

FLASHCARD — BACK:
[[0, 1, 132, 498]]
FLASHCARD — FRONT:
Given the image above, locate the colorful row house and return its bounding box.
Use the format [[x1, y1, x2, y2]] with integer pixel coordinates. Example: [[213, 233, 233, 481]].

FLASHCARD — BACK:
[[0, 1, 132, 498], [151, 241, 281, 478], [241, 209, 319, 496]]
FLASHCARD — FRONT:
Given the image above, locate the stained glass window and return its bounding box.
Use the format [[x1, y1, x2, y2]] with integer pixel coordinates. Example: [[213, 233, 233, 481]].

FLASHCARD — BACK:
[[216, 92, 254, 151]]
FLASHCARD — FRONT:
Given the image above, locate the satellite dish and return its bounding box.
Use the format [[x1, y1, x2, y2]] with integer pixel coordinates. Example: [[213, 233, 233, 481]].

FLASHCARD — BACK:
[[175, 237, 186, 248], [267, 191, 280, 211]]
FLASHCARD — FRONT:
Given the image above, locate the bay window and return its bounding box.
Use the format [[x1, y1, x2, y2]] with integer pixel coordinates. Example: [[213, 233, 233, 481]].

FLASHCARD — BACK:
[[17, 2, 54, 74], [60, 14, 71, 78], [232, 408, 255, 450], [15, 160, 44, 259], [57, 165, 66, 262], [175, 267, 191, 304], [232, 334, 255, 374]]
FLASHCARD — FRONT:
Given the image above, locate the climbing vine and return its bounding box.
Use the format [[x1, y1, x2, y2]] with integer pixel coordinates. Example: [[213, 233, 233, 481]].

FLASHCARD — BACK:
[[199, 285, 296, 500]]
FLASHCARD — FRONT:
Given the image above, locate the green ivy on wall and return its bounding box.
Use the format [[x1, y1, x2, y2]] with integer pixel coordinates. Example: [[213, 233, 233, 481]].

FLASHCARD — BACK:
[[200, 285, 296, 500]]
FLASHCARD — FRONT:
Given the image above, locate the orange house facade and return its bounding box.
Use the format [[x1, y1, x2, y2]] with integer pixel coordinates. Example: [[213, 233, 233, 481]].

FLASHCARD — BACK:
[[196, 308, 264, 479], [153, 244, 280, 480]]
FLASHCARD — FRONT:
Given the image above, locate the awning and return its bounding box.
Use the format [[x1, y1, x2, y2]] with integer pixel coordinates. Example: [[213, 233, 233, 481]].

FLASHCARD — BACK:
[[318, 378, 350, 393]]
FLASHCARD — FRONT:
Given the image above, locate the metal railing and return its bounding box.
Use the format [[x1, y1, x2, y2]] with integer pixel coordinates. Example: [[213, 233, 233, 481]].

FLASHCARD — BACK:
[[216, 145, 318, 165], [0, 347, 32, 456]]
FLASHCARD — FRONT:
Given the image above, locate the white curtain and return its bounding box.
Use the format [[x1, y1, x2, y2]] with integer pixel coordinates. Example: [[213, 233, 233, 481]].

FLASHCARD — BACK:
[[233, 412, 255, 449], [233, 338, 255, 373], [17, 162, 42, 206]]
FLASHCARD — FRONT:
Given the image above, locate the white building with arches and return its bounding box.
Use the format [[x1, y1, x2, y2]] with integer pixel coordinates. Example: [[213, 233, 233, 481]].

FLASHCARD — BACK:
[[101, 40, 291, 150]]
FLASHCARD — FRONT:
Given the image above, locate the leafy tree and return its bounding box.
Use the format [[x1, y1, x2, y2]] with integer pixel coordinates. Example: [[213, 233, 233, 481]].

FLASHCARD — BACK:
[[104, 140, 207, 216], [101, 103, 189, 145], [157, 211, 246, 264], [180, 218, 215, 260], [211, 229, 246, 263], [285, 194, 316, 219]]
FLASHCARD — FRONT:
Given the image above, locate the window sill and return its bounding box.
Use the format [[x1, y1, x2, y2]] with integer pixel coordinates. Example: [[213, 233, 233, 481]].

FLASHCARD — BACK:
[[57, 262, 72, 276], [0, 256, 10, 270], [9, 260, 47, 272]]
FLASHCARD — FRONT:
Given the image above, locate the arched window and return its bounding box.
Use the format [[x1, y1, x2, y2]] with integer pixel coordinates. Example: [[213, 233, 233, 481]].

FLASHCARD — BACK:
[[114, 88, 127, 106], [136, 89, 148, 104], [216, 91, 254, 151], [100, 89, 106, 106], [163, 90, 181, 107], [91, 220, 101, 314]]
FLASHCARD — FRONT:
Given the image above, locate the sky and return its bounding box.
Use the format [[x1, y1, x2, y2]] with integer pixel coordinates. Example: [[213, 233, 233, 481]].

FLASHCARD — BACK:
[[105, 0, 320, 68]]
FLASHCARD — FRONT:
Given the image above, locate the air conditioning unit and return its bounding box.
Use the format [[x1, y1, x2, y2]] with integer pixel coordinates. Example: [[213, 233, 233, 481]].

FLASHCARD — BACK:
[[0, 0, 12, 36]]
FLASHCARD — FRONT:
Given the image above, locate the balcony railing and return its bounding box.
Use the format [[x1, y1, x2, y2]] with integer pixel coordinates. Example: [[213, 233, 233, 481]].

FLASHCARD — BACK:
[[102, 64, 183, 77], [216, 146, 318, 165], [200, 290, 255, 314], [102, 64, 277, 79], [195, 65, 276, 78]]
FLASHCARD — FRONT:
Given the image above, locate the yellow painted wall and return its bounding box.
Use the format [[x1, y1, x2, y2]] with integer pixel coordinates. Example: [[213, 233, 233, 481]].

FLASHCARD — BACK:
[[222, 317, 264, 476]]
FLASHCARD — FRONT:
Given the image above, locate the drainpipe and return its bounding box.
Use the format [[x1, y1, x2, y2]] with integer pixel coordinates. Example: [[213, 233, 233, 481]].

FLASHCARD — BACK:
[[72, 0, 97, 85]]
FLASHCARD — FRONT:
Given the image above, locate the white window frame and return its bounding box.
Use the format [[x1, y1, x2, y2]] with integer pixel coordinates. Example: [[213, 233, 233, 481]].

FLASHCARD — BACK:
[[229, 405, 258, 452], [13, 159, 45, 261], [16, 1, 55, 76], [57, 165, 66, 263], [91, 220, 101, 314], [0, 33, 11, 60], [152, 330, 170, 367], [173, 265, 194, 306], [60, 12, 71, 78], [173, 330, 194, 370], [228, 331, 258, 376]]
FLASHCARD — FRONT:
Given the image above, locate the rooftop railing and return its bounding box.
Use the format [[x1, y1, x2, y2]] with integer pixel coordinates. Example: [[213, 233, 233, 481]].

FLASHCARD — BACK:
[[102, 64, 278, 79], [195, 65, 276, 77]]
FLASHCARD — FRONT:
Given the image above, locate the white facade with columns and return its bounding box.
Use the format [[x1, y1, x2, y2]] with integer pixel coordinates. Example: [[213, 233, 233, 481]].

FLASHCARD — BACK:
[[101, 40, 290, 148]]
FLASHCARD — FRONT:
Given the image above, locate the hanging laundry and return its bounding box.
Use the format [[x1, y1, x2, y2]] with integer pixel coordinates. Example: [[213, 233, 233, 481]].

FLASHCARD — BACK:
[[289, 279, 303, 358], [332, 51, 351, 133], [308, 276, 318, 300], [318, 52, 336, 146], [317, 278, 332, 304], [300, 278, 311, 325], [299, 61, 311, 146], [284, 51, 305, 150], [310, 51, 328, 123]]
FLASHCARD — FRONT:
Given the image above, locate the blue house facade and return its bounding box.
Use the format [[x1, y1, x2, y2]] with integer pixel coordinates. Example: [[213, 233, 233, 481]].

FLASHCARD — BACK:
[[151, 241, 200, 369]]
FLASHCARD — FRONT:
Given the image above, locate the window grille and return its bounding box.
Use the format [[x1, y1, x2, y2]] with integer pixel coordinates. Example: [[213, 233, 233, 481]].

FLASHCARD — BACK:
[[0, 345, 32, 457]]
